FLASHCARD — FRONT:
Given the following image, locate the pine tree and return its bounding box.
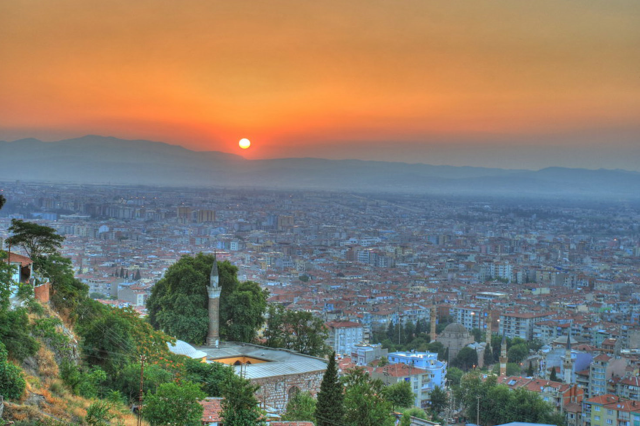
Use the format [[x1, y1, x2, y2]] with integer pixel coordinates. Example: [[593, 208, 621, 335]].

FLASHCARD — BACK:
[[315, 352, 344, 426], [550, 367, 559, 382]]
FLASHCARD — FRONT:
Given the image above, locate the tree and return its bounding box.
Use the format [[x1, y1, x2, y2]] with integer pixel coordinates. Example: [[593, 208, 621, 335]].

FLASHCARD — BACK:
[[146, 254, 268, 344], [429, 386, 448, 415], [183, 357, 235, 397], [79, 308, 136, 376], [550, 367, 559, 382], [264, 304, 330, 357], [446, 366, 464, 387], [315, 353, 345, 426], [382, 381, 414, 410], [507, 343, 529, 364], [143, 381, 205, 426], [221, 374, 265, 426], [483, 344, 494, 366], [0, 194, 5, 210], [224, 280, 269, 342], [452, 347, 478, 371], [527, 361, 534, 377], [400, 407, 428, 425], [39, 253, 89, 315], [282, 391, 316, 422], [342, 368, 395, 426], [6, 219, 64, 269]]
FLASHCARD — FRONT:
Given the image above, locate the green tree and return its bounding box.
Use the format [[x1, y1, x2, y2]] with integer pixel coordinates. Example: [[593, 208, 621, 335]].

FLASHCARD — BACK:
[[220, 374, 265, 426], [429, 386, 448, 415], [315, 353, 345, 426], [147, 254, 268, 344], [382, 380, 414, 410], [224, 280, 269, 342], [0, 194, 5, 210], [452, 346, 478, 371], [446, 366, 464, 387], [550, 366, 559, 382], [79, 308, 136, 376], [183, 357, 235, 397], [483, 344, 494, 366], [527, 361, 534, 377], [114, 363, 173, 403], [0, 341, 26, 399], [143, 381, 205, 426], [282, 391, 316, 422], [507, 343, 529, 364], [6, 219, 64, 270], [342, 368, 394, 426], [40, 253, 89, 315], [264, 304, 330, 357]]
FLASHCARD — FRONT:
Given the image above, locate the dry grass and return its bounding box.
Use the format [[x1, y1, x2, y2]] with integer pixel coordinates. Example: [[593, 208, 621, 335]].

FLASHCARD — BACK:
[[4, 402, 42, 422], [36, 345, 59, 379]]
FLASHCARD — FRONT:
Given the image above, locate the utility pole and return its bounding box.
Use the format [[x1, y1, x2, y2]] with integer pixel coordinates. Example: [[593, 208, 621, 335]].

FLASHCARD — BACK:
[[476, 395, 480, 426], [137, 355, 146, 426]]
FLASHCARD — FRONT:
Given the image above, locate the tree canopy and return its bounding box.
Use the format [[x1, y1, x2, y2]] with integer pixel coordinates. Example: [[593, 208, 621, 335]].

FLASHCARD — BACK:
[[6, 219, 64, 270], [143, 381, 205, 426], [220, 374, 266, 426], [264, 304, 330, 357], [342, 368, 395, 426], [146, 254, 269, 344], [454, 372, 565, 426], [282, 391, 317, 422], [451, 346, 478, 371], [382, 380, 414, 410]]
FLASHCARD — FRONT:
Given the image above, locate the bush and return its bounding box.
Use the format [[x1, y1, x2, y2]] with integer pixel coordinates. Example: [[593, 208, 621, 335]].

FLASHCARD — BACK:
[[85, 401, 116, 426], [0, 341, 26, 399], [60, 361, 107, 398]]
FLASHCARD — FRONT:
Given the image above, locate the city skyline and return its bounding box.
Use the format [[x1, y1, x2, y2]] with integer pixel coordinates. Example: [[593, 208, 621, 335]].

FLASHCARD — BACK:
[[1, 1, 639, 170]]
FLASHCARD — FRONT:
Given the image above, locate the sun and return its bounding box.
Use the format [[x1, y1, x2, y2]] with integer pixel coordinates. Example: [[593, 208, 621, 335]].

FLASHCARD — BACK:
[[239, 138, 251, 149]]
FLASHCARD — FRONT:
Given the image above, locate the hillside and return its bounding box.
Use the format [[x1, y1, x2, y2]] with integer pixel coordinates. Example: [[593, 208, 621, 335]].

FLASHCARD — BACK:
[[1, 135, 639, 199]]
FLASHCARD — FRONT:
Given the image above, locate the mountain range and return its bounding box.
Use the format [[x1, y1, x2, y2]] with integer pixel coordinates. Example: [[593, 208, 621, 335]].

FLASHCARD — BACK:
[[1, 135, 639, 199]]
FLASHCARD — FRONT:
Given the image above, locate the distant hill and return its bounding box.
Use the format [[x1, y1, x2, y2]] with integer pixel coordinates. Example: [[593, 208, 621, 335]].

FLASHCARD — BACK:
[[1, 135, 639, 199]]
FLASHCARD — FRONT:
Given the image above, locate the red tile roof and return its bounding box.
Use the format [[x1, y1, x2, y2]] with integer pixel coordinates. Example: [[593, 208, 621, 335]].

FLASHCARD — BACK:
[[199, 397, 223, 424]]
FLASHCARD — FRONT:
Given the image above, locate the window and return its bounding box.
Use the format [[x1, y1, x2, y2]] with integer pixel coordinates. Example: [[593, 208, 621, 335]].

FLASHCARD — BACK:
[[608, 410, 614, 415], [595, 416, 600, 421], [606, 420, 612, 425], [595, 407, 601, 412]]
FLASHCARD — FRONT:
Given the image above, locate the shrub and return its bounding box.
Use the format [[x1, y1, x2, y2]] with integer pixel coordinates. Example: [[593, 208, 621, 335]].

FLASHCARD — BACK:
[[0, 341, 26, 399]]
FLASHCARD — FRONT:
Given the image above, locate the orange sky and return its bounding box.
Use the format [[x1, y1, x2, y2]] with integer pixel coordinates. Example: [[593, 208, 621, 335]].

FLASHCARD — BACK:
[[1, 1, 639, 169]]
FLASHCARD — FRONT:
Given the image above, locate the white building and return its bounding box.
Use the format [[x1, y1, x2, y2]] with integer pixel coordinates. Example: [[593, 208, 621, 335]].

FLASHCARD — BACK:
[[326, 321, 364, 355]]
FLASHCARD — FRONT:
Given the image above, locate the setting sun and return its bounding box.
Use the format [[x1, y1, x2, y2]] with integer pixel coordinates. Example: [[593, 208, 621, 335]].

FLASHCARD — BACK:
[[239, 138, 251, 149]]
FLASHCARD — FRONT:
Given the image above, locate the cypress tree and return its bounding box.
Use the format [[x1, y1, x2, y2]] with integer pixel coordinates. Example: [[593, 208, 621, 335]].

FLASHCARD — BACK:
[[550, 366, 559, 382], [483, 344, 493, 366], [527, 361, 534, 377], [315, 352, 344, 426]]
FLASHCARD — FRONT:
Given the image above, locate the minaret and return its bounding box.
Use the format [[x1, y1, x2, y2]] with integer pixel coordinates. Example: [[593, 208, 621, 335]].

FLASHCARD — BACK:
[[206, 257, 221, 346], [563, 331, 573, 383], [430, 296, 437, 342], [485, 303, 492, 346], [499, 331, 508, 377]]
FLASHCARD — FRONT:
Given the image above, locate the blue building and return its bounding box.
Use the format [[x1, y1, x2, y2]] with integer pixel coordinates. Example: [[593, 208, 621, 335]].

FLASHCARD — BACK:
[[387, 351, 448, 392]]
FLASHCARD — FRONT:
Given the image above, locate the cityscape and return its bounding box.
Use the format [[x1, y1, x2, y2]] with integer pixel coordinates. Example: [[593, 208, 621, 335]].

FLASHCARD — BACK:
[[1, 179, 640, 425]]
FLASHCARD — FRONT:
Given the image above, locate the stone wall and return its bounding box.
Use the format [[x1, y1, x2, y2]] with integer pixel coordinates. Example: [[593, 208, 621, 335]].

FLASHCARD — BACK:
[[252, 370, 325, 412]]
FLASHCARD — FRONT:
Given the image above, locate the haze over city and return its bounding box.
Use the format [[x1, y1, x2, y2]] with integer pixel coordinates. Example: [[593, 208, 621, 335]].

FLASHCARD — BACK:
[[1, 1, 639, 170]]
